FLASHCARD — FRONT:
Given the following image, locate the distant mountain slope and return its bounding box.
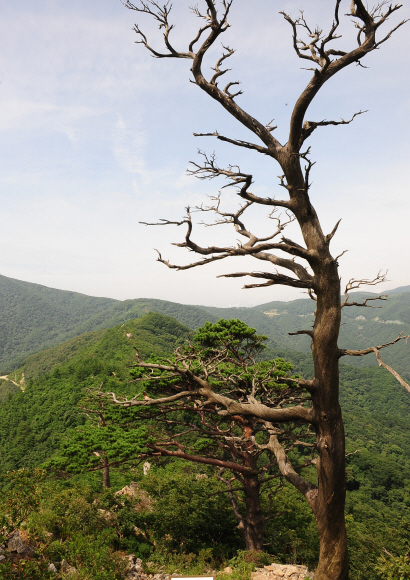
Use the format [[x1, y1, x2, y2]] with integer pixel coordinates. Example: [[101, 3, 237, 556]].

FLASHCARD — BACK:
[[201, 292, 410, 379], [1, 274, 410, 380], [0, 275, 215, 372], [385, 285, 410, 294], [0, 312, 191, 471], [0, 274, 116, 371]]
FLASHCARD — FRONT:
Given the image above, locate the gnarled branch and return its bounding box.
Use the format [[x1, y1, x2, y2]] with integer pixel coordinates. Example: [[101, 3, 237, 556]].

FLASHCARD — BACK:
[[341, 271, 388, 307], [339, 333, 410, 358], [373, 347, 410, 394], [300, 110, 367, 146], [218, 271, 314, 290]]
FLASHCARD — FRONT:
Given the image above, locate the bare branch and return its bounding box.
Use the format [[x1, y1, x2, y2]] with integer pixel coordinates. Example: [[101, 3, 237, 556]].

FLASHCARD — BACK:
[[123, 0, 277, 151], [288, 329, 314, 338], [342, 294, 387, 308], [381, 546, 394, 559], [189, 154, 292, 208], [141, 193, 316, 282], [155, 248, 231, 271], [341, 271, 388, 307], [373, 17, 409, 48], [210, 45, 234, 85], [307, 288, 317, 302], [193, 131, 270, 155], [218, 271, 314, 290], [124, 1, 194, 59], [262, 422, 318, 510], [101, 388, 201, 407], [325, 219, 342, 243], [146, 443, 259, 475], [339, 333, 410, 358], [283, 2, 406, 152], [217, 468, 246, 531], [345, 449, 360, 458], [300, 111, 367, 145], [373, 347, 410, 393]]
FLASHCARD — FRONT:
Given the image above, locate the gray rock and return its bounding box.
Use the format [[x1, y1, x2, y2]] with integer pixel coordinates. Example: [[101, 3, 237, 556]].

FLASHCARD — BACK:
[[0, 555, 5, 562], [6, 531, 32, 555], [61, 559, 78, 576], [252, 563, 314, 580], [61, 560, 71, 572], [48, 563, 58, 573]]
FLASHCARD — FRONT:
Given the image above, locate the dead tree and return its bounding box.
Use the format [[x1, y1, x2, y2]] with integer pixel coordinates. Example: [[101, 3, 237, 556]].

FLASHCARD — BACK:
[[119, 2, 407, 579]]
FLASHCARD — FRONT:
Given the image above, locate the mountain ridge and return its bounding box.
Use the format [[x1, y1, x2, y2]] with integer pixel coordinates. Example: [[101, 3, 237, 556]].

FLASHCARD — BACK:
[[2, 273, 410, 380]]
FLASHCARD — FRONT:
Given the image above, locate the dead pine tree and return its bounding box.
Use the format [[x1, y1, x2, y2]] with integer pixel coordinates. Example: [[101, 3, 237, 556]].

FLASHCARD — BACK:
[[119, 1, 408, 579]]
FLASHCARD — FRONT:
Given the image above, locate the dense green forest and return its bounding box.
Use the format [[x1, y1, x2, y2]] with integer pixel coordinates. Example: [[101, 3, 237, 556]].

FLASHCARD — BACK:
[[0, 275, 214, 372], [2, 274, 410, 380], [1, 311, 410, 579]]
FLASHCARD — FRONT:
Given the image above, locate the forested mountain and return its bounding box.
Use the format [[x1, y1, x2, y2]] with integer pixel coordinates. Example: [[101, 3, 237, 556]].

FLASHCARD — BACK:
[[0, 274, 213, 372], [2, 313, 409, 481], [2, 274, 410, 379], [0, 313, 191, 471], [0, 311, 409, 580]]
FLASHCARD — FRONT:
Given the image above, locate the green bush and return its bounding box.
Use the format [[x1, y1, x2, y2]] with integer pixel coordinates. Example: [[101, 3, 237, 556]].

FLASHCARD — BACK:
[[136, 463, 242, 558], [24, 481, 128, 579], [375, 554, 410, 580], [0, 559, 52, 580]]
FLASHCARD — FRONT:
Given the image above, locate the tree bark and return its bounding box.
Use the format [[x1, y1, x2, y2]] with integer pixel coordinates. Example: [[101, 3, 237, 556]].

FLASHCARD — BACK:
[[283, 156, 348, 579], [310, 265, 348, 580], [242, 472, 264, 551]]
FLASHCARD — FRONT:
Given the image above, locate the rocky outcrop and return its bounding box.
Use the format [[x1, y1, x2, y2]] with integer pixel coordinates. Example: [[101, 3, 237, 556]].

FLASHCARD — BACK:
[[124, 557, 314, 580], [124, 556, 171, 580], [44, 559, 77, 576], [61, 558, 78, 576], [6, 531, 34, 556], [115, 482, 153, 512], [252, 563, 314, 580]]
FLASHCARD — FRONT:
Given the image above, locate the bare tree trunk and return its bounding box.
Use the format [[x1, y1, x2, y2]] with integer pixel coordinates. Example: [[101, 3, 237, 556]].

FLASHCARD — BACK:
[[242, 472, 264, 552], [311, 266, 348, 579], [286, 160, 348, 578]]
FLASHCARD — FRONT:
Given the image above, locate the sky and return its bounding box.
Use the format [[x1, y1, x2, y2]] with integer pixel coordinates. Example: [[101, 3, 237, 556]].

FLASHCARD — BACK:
[[1, 0, 409, 307]]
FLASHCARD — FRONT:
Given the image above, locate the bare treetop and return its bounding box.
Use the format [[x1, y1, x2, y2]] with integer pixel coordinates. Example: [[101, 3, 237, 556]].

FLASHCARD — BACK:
[[122, 0, 406, 156], [129, 0, 406, 295]]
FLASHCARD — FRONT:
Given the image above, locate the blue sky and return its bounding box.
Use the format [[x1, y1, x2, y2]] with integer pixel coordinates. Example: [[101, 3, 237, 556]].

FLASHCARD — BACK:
[[0, 0, 409, 306]]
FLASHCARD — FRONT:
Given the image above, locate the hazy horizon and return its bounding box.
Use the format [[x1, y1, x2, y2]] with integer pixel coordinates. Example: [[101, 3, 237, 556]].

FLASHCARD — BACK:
[[1, 272, 409, 309]]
